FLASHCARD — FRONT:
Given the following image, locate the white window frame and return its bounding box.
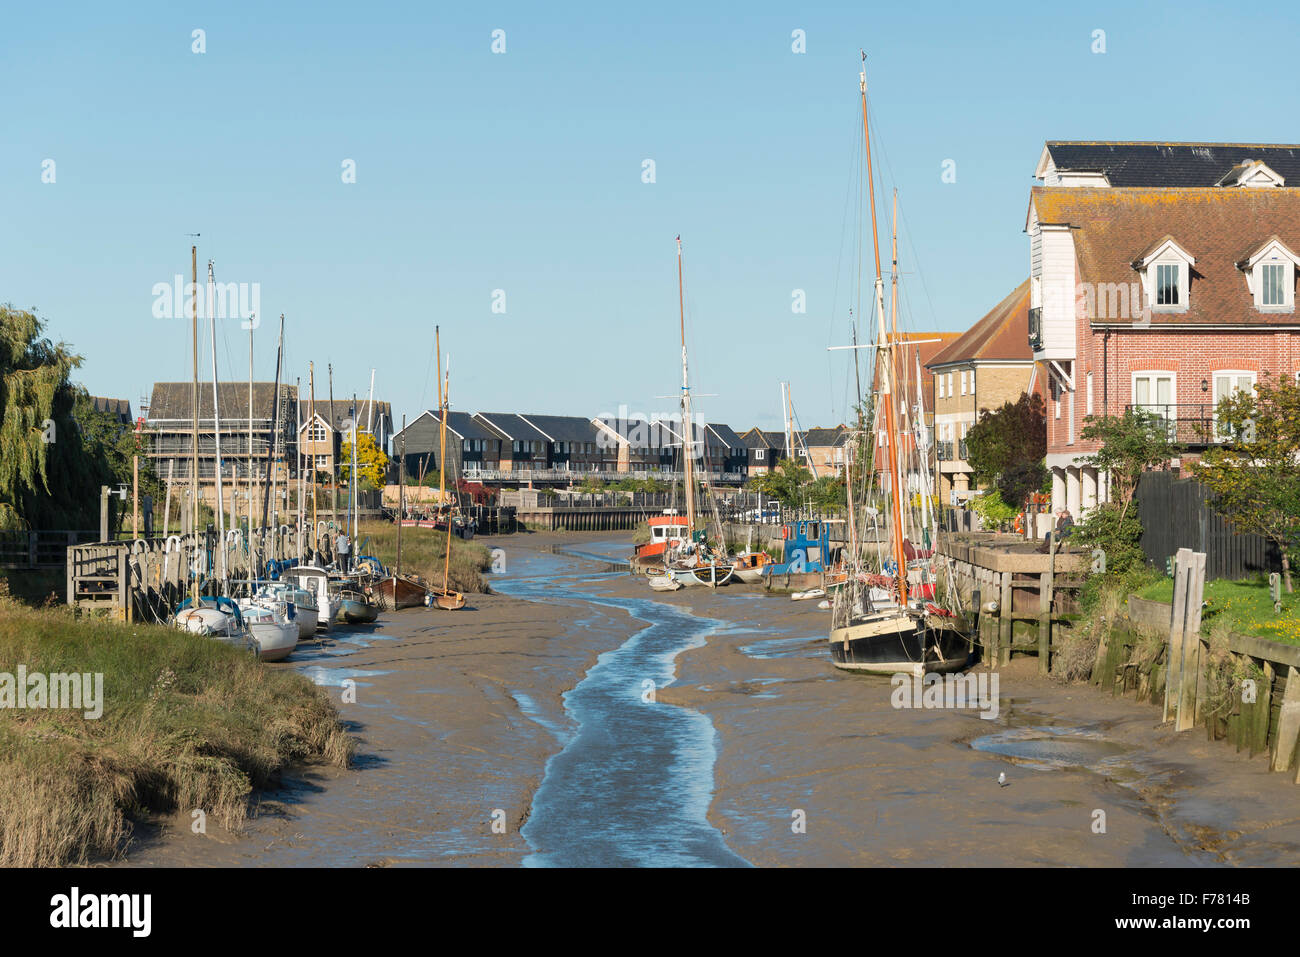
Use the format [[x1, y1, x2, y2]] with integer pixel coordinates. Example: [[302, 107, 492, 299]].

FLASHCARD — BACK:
[[937, 374, 946, 399], [755, 448, 765, 461], [1132, 371, 1176, 425], [1242, 241, 1300, 313], [969, 367, 976, 393], [1139, 239, 1194, 314], [1086, 372, 1094, 416], [1212, 370, 1256, 441], [960, 370, 967, 395]]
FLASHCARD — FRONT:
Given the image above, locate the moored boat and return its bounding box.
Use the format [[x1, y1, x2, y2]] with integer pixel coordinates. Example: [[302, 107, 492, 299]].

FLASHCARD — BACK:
[[372, 573, 430, 610], [238, 602, 299, 661], [730, 550, 772, 584], [336, 585, 379, 624]]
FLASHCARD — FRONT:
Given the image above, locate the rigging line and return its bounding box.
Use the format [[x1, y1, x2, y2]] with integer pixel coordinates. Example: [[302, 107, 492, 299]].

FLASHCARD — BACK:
[[828, 109, 863, 425]]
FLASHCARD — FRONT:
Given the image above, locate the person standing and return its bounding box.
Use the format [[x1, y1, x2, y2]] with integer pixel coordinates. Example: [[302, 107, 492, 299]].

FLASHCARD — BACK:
[[337, 530, 351, 572]]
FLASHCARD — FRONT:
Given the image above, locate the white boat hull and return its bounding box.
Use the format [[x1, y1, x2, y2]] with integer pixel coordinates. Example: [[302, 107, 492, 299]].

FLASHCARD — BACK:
[[248, 621, 299, 662]]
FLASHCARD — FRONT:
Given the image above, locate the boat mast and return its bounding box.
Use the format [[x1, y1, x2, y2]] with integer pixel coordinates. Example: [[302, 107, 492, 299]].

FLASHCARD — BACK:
[[677, 236, 696, 539], [190, 245, 199, 603], [861, 52, 909, 606], [351, 392, 359, 556], [207, 260, 228, 591], [440, 340, 454, 596], [308, 362, 317, 557], [261, 314, 284, 532]]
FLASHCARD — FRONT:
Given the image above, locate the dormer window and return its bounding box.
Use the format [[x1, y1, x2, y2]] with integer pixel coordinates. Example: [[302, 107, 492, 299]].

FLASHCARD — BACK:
[[1135, 237, 1195, 314], [1238, 237, 1299, 313], [1216, 160, 1285, 188]]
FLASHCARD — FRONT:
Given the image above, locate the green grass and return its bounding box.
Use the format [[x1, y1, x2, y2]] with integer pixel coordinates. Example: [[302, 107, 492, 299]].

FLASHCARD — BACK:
[[356, 521, 492, 593], [0, 602, 352, 866], [1137, 576, 1300, 646]]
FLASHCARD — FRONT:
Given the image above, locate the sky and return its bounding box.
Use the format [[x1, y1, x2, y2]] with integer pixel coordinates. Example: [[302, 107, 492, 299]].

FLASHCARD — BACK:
[[3, 0, 1296, 436]]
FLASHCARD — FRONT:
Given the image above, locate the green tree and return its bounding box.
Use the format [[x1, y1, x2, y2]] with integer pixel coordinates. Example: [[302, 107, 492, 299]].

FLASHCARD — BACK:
[[71, 390, 161, 533], [746, 457, 814, 507], [1073, 408, 1181, 576], [964, 392, 1047, 509], [0, 307, 107, 530], [1191, 375, 1300, 592]]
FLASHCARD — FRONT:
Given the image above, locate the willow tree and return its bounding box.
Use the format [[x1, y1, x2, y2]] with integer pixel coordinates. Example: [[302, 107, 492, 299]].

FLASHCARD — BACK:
[[0, 306, 107, 530]]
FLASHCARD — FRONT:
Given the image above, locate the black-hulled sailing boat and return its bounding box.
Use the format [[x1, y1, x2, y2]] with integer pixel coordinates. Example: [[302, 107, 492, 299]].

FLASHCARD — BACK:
[[828, 55, 970, 674]]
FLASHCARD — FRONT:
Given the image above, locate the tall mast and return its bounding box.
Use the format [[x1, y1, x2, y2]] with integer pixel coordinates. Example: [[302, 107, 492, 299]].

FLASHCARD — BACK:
[[207, 260, 227, 589], [350, 393, 358, 560], [295, 375, 302, 562], [189, 245, 199, 601], [261, 314, 284, 531], [677, 236, 695, 537], [308, 362, 317, 554], [440, 343, 453, 595], [328, 364, 337, 525], [861, 53, 909, 605]]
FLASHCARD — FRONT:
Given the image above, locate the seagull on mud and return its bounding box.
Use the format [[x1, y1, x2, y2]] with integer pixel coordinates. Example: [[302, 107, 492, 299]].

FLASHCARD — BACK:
[[998, 772, 1009, 787]]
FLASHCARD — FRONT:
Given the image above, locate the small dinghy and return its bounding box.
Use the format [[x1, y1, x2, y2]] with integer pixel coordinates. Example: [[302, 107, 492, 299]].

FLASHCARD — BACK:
[[647, 573, 682, 592], [336, 586, 379, 624], [792, 587, 826, 601]]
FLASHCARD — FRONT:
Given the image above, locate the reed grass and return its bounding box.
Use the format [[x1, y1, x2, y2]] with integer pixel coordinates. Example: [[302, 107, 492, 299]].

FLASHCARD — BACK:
[[355, 521, 492, 593], [0, 601, 352, 866]]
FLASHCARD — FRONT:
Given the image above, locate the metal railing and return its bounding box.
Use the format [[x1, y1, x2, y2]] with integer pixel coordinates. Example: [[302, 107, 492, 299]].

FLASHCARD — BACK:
[[1123, 404, 1229, 445]]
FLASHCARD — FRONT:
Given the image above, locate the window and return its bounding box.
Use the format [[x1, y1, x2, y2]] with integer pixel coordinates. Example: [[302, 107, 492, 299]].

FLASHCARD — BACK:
[[315, 454, 330, 469], [1213, 372, 1255, 441], [1133, 373, 1175, 439], [1262, 263, 1287, 307], [1086, 372, 1094, 416], [969, 368, 976, 393], [937, 375, 945, 399], [960, 371, 967, 395], [755, 449, 765, 461], [307, 421, 327, 443], [947, 373, 954, 396], [1155, 263, 1180, 306]]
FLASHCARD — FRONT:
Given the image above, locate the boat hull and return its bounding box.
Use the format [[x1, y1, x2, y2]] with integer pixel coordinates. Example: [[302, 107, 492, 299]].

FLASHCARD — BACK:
[[432, 590, 466, 610], [249, 621, 299, 662], [828, 615, 970, 675], [338, 599, 379, 624], [373, 575, 429, 610]]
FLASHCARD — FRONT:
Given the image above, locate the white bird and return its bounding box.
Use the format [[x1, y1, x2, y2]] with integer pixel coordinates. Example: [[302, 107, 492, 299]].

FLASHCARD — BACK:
[[998, 772, 1008, 787]]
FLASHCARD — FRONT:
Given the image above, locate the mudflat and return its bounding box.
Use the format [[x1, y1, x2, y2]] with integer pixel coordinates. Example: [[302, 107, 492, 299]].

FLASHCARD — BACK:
[[123, 531, 1300, 867]]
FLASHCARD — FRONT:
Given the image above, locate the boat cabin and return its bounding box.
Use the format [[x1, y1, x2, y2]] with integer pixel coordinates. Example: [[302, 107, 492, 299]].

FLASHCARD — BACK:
[[772, 519, 833, 573], [635, 513, 691, 558]]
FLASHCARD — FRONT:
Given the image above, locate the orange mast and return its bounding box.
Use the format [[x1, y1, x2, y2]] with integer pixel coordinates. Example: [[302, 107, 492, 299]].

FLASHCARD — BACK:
[[860, 52, 909, 605]]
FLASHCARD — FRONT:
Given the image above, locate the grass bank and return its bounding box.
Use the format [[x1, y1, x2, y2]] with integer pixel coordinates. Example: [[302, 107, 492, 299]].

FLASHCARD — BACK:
[[1136, 576, 1300, 646], [0, 602, 352, 866], [356, 520, 492, 593]]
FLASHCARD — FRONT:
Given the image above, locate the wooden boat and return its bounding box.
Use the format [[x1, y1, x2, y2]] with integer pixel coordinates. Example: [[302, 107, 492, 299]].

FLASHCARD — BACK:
[[825, 54, 971, 675], [730, 550, 772, 584], [687, 561, 733, 587], [372, 574, 430, 610], [430, 589, 466, 610]]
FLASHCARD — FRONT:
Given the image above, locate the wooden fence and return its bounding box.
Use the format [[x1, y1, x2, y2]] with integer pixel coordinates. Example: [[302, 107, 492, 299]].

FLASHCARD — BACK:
[[1135, 471, 1281, 580]]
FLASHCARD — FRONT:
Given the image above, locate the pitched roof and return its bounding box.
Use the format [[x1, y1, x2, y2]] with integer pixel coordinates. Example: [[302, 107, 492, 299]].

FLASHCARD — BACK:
[[474, 412, 551, 443], [394, 410, 500, 443], [148, 382, 297, 422], [705, 422, 744, 448], [803, 426, 848, 448], [91, 397, 133, 424], [739, 427, 776, 449], [516, 414, 601, 444], [1031, 186, 1300, 327], [1041, 142, 1300, 187], [593, 414, 683, 450], [871, 333, 964, 392], [297, 399, 392, 432], [928, 280, 1033, 367]]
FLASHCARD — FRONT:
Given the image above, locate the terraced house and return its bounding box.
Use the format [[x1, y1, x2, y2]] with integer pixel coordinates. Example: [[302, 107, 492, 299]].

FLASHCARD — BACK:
[[1028, 141, 1300, 516], [927, 279, 1038, 506]]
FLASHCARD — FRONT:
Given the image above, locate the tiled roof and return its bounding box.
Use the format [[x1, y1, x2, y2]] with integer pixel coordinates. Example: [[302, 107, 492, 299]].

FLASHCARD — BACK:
[[91, 396, 133, 424], [1031, 186, 1300, 327], [1043, 142, 1300, 187], [516, 414, 601, 444], [298, 399, 392, 432], [474, 412, 552, 443], [803, 426, 848, 448], [149, 382, 296, 421], [928, 280, 1033, 366], [871, 333, 964, 392]]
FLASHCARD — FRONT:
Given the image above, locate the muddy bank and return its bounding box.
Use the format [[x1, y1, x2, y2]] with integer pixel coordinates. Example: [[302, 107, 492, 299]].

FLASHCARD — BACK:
[[588, 574, 1300, 867], [121, 532, 636, 867]]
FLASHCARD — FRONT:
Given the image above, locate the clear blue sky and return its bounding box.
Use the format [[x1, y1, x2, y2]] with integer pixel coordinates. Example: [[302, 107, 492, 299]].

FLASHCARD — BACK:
[[3, 0, 1293, 435]]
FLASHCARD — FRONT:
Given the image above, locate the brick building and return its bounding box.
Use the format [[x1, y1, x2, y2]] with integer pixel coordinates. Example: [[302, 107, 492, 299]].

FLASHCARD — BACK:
[[1027, 141, 1300, 516]]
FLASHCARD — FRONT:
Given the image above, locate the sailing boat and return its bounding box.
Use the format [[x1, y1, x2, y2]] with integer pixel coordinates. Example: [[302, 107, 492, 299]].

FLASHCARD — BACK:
[[659, 236, 732, 589], [827, 55, 970, 674], [430, 326, 466, 610]]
